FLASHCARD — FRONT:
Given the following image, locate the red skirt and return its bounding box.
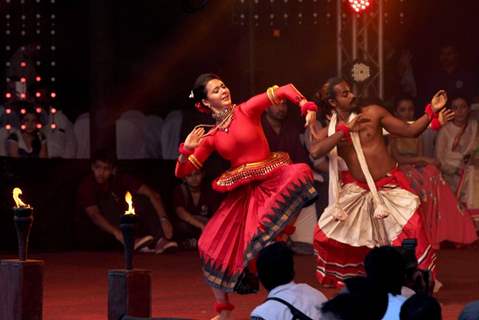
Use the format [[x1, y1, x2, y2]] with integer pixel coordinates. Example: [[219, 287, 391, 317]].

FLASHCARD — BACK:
[[198, 163, 317, 292], [314, 168, 437, 286]]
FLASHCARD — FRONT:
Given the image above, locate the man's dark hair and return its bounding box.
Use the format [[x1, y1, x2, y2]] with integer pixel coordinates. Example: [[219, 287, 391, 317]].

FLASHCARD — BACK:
[[364, 246, 406, 295], [400, 293, 442, 320], [256, 242, 294, 291], [91, 149, 117, 166], [313, 77, 347, 125]]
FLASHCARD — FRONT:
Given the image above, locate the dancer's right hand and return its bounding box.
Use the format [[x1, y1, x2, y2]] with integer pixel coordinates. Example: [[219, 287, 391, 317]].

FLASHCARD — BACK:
[[184, 127, 205, 150], [346, 114, 369, 132]]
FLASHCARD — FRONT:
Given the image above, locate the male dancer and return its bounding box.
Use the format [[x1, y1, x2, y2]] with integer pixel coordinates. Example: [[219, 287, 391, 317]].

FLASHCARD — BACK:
[[310, 77, 447, 287]]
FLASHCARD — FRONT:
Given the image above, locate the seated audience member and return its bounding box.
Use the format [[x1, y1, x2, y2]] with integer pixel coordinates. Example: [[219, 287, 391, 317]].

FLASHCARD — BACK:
[[173, 169, 220, 248], [390, 96, 477, 248], [6, 103, 47, 158], [364, 246, 409, 320], [435, 96, 479, 209], [321, 277, 388, 320], [459, 300, 479, 320], [399, 293, 442, 320], [250, 242, 327, 320], [77, 150, 177, 253]]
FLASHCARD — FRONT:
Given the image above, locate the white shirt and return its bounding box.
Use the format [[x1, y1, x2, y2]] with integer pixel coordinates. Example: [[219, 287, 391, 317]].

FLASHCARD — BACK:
[[382, 293, 407, 320], [250, 281, 327, 320]]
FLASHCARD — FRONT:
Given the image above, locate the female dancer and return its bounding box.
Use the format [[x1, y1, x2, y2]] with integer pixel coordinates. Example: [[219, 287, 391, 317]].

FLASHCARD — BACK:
[[175, 74, 318, 319], [390, 96, 477, 249]]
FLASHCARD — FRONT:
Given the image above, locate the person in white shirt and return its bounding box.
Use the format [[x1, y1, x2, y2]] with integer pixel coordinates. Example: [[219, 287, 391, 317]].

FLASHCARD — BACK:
[[250, 242, 327, 320]]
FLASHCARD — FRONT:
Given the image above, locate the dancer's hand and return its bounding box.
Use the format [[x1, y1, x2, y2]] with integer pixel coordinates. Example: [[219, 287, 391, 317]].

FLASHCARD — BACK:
[[438, 109, 455, 125], [431, 90, 448, 112], [184, 127, 205, 150], [305, 110, 317, 128]]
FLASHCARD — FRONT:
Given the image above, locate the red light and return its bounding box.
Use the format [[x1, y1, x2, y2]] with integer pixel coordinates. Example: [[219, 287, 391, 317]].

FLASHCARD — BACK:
[[36, 107, 42, 113], [5, 108, 12, 114], [349, 0, 371, 12], [50, 123, 57, 129], [35, 92, 41, 98], [20, 93, 26, 99], [36, 123, 43, 129], [50, 107, 57, 114], [21, 124, 27, 130], [50, 92, 56, 98], [20, 108, 27, 114], [5, 124, 12, 131], [20, 77, 27, 83], [35, 76, 42, 82], [20, 61, 27, 68], [5, 92, 12, 99]]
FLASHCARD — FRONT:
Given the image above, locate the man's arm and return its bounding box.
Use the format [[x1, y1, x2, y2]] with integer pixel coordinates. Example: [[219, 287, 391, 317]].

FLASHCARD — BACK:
[[309, 126, 345, 159], [85, 205, 123, 243], [137, 185, 173, 239], [176, 206, 206, 230]]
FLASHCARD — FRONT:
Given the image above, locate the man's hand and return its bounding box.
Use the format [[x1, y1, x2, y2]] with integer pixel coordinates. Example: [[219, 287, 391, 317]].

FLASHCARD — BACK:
[[431, 90, 448, 113], [184, 127, 205, 150], [113, 230, 124, 245], [346, 114, 369, 132], [305, 111, 317, 128], [438, 109, 455, 125], [160, 218, 174, 239]]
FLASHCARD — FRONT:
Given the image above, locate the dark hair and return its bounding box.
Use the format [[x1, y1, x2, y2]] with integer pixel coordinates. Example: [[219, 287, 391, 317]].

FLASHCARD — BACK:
[[449, 95, 470, 108], [364, 246, 406, 295], [91, 149, 117, 166], [256, 242, 294, 291], [343, 276, 389, 320], [191, 73, 221, 113], [400, 293, 442, 320], [321, 289, 387, 320], [314, 77, 348, 124]]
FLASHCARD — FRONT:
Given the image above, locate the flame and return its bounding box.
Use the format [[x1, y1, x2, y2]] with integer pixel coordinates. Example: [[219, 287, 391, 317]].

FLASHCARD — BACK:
[[124, 191, 135, 215], [12, 187, 31, 208]]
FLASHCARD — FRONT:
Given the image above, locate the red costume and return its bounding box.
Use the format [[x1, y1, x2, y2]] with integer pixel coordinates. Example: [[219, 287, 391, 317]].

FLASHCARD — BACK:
[[175, 85, 317, 292]]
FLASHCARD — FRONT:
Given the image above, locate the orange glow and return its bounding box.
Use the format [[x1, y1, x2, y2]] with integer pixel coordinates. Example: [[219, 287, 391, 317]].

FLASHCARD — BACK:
[[124, 192, 135, 215], [13, 188, 31, 208]]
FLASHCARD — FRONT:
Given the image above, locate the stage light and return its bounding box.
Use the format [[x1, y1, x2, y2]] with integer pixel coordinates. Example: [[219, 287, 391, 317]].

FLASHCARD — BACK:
[[5, 108, 12, 115], [36, 123, 42, 129], [21, 124, 27, 130], [20, 77, 27, 83], [349, 0, 371, 13], [5, 92, 12, 99], [35, 92, 42, 98], [50, 123, 57, 129], [20, 93, 27, 99], [36, 107, 42, 113], [20, 61, 27, 68], [350, 60, 372, 83], [50, 92, 56, 98], [5, 124, 12, 131], [50, 107, 57, 114], [20, 108, 27, 115], [35, 76, 42, 82]]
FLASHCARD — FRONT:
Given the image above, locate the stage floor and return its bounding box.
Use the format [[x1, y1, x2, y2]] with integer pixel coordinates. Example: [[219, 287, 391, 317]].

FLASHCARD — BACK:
[[11, 247, 479, 319]]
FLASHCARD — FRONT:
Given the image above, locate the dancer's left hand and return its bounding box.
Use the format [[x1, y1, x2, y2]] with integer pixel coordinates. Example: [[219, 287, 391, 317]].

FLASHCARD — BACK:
[[431, 90, 448, 112]]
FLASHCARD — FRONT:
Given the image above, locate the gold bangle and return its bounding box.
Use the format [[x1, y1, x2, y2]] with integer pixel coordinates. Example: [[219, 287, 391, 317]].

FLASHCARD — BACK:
[[188, 154, 203, 170], [266, 85, 281, 105]]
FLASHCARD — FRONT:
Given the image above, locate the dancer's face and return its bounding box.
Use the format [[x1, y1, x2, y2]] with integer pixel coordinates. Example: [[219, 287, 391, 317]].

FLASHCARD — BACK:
[[451, 98, 470, 125], [395, 99, 415, 122], [330, 81, 356, 112], [202, 79, 232, 112]]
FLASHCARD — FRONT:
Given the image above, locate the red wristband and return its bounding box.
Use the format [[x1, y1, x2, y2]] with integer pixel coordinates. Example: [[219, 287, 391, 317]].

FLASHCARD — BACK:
[[425, 104, 438, 120], [178, 143, 194, 156], [336, 123, 350, 137], [215, 302, 235, 313], [300, 101, 318, 116], [430, 118, 441, 131]]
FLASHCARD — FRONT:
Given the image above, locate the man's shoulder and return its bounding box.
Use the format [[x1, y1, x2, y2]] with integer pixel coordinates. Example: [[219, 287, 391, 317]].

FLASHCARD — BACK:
[[360, 104, 388, 114]]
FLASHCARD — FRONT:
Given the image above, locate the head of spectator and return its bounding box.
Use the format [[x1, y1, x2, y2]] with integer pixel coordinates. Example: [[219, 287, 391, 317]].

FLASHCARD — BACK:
[[459, 300, 479, 320], [266, 102, 288, 123], [450, 96, 471, 126], [365, 246, 406, 296], [343, 276, 389, 320], [184, 169, 204, 192], [91, 149, 117, 185], [394, 96, 416, 122], [439, 44, 459, 74], [399, 293, 441, 320], [256, 241, 294, 292]]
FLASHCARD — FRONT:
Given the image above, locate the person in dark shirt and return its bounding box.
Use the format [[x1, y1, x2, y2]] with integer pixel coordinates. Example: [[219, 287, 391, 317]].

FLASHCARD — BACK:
[[77, 150, 177, 253], [173, 169, 221, 248]]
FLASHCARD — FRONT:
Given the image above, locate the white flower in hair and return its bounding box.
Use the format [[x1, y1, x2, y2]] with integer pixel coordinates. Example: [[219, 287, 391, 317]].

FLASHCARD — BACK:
[[189, 90, 194, 99]]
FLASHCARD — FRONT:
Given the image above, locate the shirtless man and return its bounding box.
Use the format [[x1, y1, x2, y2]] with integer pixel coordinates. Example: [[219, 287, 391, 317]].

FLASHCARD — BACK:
[[310, 77, 447, 287]]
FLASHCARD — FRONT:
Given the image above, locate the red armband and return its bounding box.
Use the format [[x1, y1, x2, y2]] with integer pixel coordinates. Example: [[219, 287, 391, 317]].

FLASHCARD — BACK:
[[215, 302, 235, 313], [425, 104, 438, 120], [300, 101, 318, 116], [178, 143, 194, 156], [336, 123, 350, 137]]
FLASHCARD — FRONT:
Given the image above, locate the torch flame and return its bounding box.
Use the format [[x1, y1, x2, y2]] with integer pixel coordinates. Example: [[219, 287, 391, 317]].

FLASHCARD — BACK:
[[13, 187, 31, 208], [124, 191, 135, 215]]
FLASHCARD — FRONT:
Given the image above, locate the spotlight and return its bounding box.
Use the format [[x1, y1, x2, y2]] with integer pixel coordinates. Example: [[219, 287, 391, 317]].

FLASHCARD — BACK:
[[50, 92, 56, 98], [50, 107, 57, 114], [20, 77, 27, 83], [5, 108, 12, 115], [351, 60, 372, 83], [20, 93, 27, 99], [5, 124, 12, 131], [36, 123, 42, 129], [50, 123, 57, 129], [348, 0, 371, 13], [35, 76, 42, 82], [21, 124, 27, 130], [36, 107, 42, 113], [35, 92, 42, 98], [20, 108, 27, 115], [20, 61, 27, 68], [5, 92, 12, 99]]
